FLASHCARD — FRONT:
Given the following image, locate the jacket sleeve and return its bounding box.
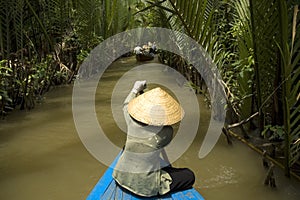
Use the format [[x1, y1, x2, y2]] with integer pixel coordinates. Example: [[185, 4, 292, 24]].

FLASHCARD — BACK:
[[123, 91, 136, 124]]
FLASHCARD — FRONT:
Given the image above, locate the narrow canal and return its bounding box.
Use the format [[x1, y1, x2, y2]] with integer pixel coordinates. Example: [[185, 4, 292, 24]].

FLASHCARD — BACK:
[[1, 56, 300, 200]]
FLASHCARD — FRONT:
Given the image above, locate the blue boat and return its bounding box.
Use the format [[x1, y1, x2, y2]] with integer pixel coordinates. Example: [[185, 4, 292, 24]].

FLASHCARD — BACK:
[[86, 153, 205, 200]]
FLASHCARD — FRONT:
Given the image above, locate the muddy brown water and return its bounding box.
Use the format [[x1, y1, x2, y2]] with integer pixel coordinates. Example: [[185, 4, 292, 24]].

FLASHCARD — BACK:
[[1, 56, 300, 200]]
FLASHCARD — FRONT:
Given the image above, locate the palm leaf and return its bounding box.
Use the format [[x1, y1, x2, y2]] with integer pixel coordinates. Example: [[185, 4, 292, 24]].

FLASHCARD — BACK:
[[288, 4, 300, 166], [13, 0, 25, 53], [251, 0, 281, 120], [150, 0, 221, 62], [277, 2, 300, 175]]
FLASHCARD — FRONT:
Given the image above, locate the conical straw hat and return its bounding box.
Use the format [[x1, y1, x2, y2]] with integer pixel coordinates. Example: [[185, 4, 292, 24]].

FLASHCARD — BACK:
[[128, 87, 184, 126]]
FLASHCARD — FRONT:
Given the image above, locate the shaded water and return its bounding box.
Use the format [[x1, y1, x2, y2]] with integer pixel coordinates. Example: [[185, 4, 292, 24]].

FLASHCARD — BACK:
[[1, 56, 300, 200]]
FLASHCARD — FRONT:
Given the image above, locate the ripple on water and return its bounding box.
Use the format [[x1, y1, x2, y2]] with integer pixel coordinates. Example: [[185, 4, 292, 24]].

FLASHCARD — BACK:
[[201, 165, 239, 189]]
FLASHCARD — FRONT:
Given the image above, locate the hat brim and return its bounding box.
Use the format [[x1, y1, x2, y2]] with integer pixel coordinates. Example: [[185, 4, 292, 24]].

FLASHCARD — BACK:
[[128, 87, 184, 126]]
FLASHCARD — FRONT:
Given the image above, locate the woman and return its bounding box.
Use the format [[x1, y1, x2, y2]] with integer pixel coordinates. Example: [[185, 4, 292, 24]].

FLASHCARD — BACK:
[[112, 80, 195, 197]]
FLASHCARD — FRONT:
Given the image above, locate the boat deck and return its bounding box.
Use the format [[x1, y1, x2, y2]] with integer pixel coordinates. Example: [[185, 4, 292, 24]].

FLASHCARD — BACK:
[[87, 153, 205, 200]]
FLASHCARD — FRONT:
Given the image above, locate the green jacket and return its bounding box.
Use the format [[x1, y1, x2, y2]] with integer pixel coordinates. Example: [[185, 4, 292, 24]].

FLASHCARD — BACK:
[[112, 91, 173, 197]]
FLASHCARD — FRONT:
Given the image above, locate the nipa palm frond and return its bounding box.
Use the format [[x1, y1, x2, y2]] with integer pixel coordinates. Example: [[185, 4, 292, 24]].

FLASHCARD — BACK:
[[150, 0, 222, 63], [288, 4, 300, 166]]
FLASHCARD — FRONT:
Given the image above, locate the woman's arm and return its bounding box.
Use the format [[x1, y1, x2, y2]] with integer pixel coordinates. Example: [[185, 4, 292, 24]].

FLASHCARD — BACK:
[[123, 81, 146, 106], [123, 81, 146, 123]]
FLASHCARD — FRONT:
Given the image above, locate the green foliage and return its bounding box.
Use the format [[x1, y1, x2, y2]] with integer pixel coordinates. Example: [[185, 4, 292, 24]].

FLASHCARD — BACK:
[[0, 0, 141, 115], [132, 0, 169, 28], [77, 50, 90, 66], [151, 0, 255, 124], [276, 2, 300, 174], [148, 0, 299, 176], [0, 60, 13, 116], [157, 0, 222, 58], [249, 0, 282, 128], [261, 125, 285, 141], [221, 0, 254, 124], [32, 55, 54, 93]]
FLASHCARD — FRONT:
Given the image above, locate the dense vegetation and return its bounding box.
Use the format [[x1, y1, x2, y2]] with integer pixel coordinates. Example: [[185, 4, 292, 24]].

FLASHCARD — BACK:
[[0, 0, 299, 180]]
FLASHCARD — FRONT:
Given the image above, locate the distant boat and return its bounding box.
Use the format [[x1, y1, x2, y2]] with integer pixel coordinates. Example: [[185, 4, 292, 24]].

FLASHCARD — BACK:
[[86, 152, 205, 200], [136, 53, 154, 62]]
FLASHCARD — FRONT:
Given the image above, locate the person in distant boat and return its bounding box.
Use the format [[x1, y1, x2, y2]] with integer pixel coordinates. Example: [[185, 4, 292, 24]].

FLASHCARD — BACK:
[[142, 44, 149, 51], [149, 42, 156, 54], [113, 80, 195, 197], [133, 46, 143, 55]]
